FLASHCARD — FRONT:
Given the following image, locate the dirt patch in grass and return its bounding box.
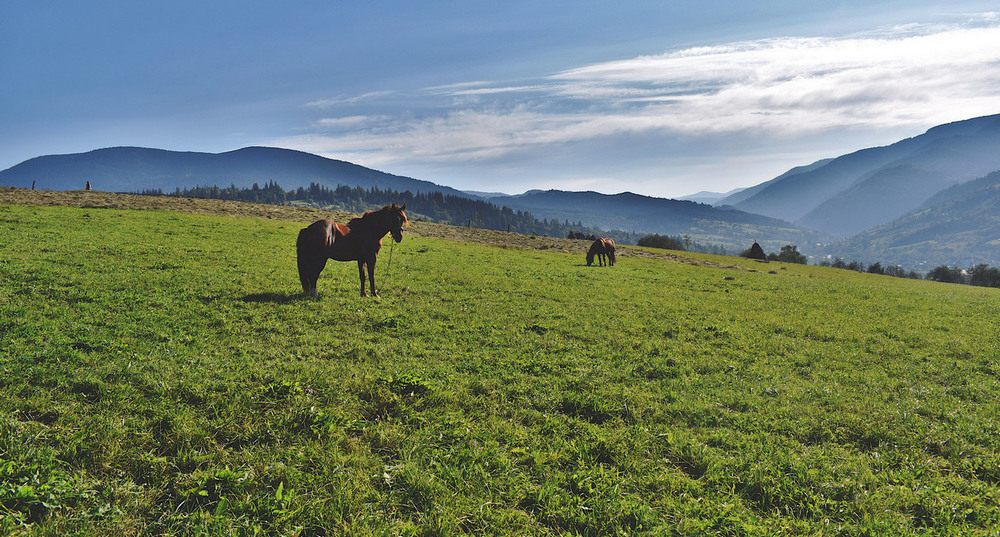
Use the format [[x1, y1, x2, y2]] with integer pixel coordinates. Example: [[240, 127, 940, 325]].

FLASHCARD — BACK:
[[2, 187, 741, 270]]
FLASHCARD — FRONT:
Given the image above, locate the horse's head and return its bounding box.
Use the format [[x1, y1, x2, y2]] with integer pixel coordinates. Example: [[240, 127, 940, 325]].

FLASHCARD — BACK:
[[388, 203, 408, 243], [586, 238, 606, 266]]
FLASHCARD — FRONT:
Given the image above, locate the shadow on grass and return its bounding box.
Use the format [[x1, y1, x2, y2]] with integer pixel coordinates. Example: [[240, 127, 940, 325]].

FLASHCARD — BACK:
[[241, 291, 307, 304]]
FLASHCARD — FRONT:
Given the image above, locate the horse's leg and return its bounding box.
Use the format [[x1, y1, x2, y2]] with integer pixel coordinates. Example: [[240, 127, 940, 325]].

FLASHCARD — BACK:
[[312, 259, 327, 295], [367, 257, 378, 297], [357, 260, 367, 297]]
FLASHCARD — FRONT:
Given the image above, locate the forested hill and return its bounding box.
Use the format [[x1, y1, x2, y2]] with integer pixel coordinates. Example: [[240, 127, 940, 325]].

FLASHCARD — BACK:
[[143, 182, 659, 250], [3, 145, 823, 253], [0, 146, 471, 198], [490, 189, 826, 254], [720, 113, 1000, 236], [829, 169, 1000, 269]]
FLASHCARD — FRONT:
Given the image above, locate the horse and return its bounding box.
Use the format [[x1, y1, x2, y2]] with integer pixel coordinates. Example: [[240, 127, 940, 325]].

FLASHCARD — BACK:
[[296, 204, 408, 297], [586, 237, 616, 267]]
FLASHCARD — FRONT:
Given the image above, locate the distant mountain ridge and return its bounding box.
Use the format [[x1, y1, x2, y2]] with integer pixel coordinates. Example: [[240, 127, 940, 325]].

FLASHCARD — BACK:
[[716, 159, 833, 208], [0, 146, 470, 198], [831, 170, 1000, 269], [720, 114, 1000, 236], [677, 187, 746, 205], [11, 116, 1000, 268], [0, 146, 818, 252], [494, 189, 784, 231], [489, 189, 824, 252]]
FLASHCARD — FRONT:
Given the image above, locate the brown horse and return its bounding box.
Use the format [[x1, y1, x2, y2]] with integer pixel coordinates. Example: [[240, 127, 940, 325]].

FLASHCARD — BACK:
[[586, 237, 616, 266], [297, 204, 408, 297]]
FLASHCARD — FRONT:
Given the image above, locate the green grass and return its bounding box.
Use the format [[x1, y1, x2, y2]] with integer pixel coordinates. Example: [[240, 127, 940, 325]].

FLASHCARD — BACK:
[[3, 203, 1000, 535]]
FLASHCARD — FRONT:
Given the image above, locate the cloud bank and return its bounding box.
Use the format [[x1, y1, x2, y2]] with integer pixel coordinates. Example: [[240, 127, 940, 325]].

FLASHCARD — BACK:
[[273, 15, 1000, 192]]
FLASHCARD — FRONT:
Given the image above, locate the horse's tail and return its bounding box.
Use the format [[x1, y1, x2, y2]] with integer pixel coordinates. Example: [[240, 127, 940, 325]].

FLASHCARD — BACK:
[[606, 239, 616, 266]]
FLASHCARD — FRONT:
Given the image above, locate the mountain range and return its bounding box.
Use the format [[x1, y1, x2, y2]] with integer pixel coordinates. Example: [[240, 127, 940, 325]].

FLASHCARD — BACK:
[[4, 112, 1000, 269], [830, 170, 1000, 269], [486, 189, 820, 252], [676, 187, 746, 205], [0, 145, 819, 254], [0, 146, 471, 199], [718, 114, 1000, 237]]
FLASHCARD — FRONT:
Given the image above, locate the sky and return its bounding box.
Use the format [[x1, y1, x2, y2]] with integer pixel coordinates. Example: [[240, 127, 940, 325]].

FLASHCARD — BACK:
[[3, 1, 1000, 199]]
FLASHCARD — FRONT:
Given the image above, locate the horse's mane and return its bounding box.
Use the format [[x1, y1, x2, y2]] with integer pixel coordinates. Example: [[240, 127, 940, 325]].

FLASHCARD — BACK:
[[347, 205, 407, 229]]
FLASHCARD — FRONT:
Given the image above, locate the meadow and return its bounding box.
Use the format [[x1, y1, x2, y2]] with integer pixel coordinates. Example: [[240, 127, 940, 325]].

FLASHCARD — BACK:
[[2, 195, 1000, 535]]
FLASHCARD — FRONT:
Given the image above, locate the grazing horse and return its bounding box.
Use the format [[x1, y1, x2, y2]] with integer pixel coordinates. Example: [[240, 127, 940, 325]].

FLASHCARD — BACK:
[[586, 238, 616, 267], [297, 204, 408, 297]]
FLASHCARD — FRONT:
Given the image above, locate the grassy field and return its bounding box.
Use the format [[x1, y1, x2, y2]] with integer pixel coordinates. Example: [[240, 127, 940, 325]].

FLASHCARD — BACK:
[[3, 193, 1000, 535]]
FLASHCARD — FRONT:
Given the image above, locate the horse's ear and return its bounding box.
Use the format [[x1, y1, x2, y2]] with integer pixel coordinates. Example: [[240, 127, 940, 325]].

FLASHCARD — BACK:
[[400, 203, 406, 211]]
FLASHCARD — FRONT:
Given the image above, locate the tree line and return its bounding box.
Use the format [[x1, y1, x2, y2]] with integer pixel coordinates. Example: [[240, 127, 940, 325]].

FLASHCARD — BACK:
[[924, 264, 1000, 288], [742, 245, 1000, 288], [817, 258, 923, 279], [824, 259, 1000, 288], [740, 243, 809, 264], [815, 257, 1000, 288], [739, 243, 928, 280], [139, 182, 648, 244]]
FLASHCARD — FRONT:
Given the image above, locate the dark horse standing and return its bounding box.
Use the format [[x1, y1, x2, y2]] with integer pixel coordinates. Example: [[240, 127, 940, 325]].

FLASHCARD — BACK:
[[586, 237, 616, 267], [297, 204, 408, 297]]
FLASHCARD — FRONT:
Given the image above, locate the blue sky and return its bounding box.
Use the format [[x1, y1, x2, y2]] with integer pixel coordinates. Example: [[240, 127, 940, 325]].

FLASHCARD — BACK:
[[3, 1, 999, 198]]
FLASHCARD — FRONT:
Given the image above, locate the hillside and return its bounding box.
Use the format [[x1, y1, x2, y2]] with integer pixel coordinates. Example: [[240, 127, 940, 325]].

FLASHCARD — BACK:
[[0, 146, 825, 253], [831, 170, 1000, 269], [715, 158, 832, 207], [0, 187, 742, 271], [722, 114, 1000, 236], [0, 146, 470, 198], [4, 192, 1000, 535], [490, 189, 827, 253]]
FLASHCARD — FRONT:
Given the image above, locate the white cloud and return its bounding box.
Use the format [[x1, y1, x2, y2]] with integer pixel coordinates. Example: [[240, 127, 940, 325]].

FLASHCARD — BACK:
[[305, 91, 396, 108], [546, 23, 1000, 134], [312, 115, 390, 129], [276, 15, 1000, 177]]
